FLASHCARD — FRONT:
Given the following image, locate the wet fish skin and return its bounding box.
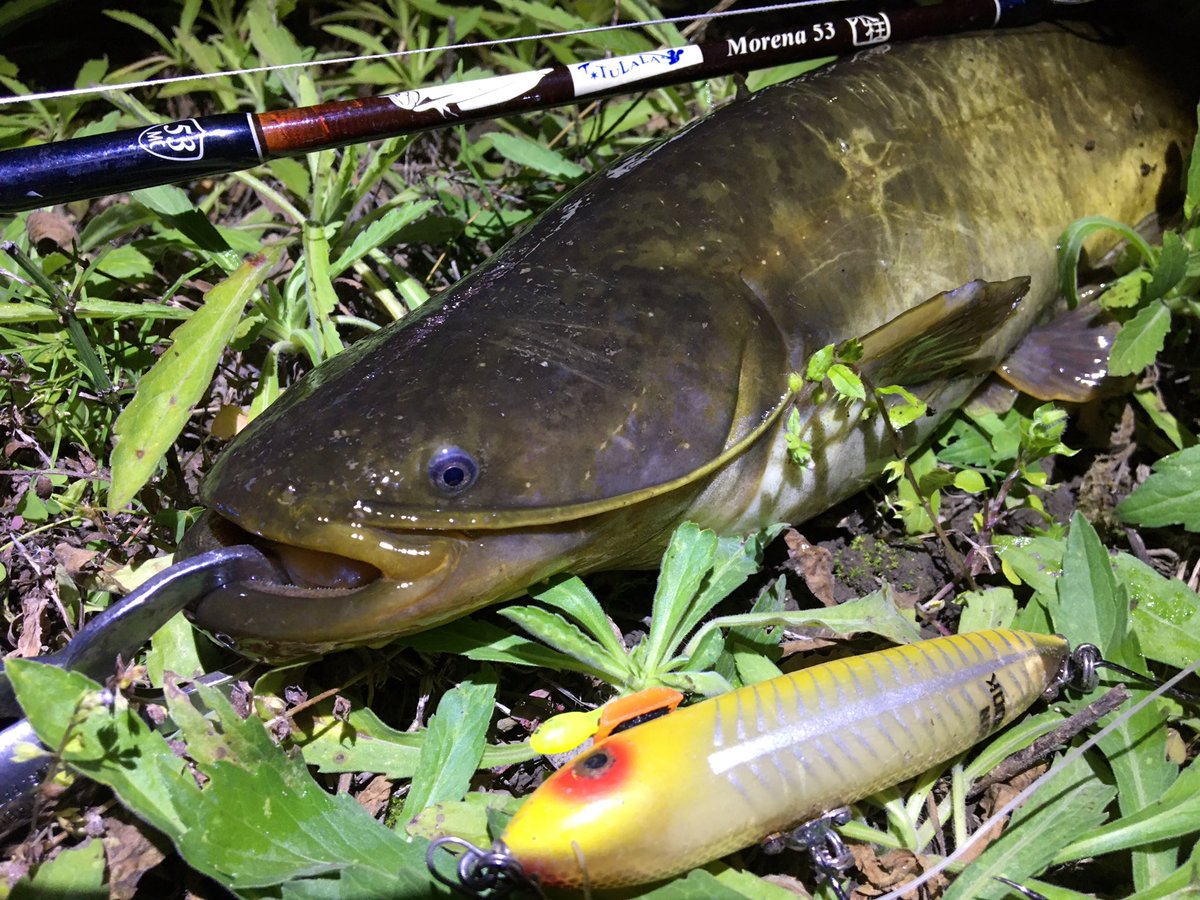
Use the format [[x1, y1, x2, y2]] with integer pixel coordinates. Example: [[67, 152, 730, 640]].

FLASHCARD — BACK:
[[186, 23, 1196, 659]]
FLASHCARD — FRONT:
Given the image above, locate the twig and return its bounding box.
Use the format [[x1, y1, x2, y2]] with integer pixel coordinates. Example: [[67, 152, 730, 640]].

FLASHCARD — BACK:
[[968, 686, 1129, 799]]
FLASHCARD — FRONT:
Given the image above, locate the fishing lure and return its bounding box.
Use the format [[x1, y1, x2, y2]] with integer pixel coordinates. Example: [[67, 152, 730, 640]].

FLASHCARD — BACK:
[[431, 629, 1076, 892]]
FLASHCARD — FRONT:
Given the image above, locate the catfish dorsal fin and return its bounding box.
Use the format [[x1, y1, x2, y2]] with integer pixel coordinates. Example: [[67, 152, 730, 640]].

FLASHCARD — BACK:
[[996, 302, 1132, 403], [858, 277, 1031, 387]]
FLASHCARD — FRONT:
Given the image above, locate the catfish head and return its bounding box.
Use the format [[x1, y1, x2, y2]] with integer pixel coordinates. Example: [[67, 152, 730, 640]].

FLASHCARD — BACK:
[[184, 253, 791, 660]]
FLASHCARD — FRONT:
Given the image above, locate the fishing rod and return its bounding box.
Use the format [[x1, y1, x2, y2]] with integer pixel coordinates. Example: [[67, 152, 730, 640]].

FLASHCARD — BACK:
[[0, 0, 1060, 215]]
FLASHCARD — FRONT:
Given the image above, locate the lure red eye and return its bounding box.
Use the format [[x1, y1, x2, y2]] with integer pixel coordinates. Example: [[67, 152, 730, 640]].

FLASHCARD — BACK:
[[573, 748, 615, 778], [549, 740, 633, 800]]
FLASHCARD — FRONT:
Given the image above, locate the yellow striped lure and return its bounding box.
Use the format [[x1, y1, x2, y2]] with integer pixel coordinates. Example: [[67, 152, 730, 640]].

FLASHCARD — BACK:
[[428, 630, 1110, 895]]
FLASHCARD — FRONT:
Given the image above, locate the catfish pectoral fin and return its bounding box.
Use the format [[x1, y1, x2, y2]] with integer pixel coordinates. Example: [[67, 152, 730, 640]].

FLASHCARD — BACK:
[[859, 277, 1032, 386], [996, 303, 1133, 403]]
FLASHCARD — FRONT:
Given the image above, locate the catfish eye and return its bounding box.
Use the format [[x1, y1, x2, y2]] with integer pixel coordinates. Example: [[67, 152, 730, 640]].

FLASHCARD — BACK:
[[428, 447, 479, 494]]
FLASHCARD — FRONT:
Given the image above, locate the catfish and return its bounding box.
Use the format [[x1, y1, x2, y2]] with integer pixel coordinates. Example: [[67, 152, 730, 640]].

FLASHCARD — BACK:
[[183, 22, 1197, 659]]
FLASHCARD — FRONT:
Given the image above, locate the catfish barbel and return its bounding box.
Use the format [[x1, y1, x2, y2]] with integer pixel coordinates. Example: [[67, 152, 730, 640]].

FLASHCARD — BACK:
[[184, 21, 1196, 659]]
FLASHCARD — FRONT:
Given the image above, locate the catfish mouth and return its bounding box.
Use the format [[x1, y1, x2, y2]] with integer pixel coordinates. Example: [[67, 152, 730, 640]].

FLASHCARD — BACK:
[[180, 511, 466, 660], [183, 511, 463, 592]]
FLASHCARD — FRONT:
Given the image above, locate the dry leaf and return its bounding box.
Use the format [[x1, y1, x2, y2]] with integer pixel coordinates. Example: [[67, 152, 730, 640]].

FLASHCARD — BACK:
[[13, 591, 48, 658], [26, 211, 77, 254], [355, 775, 394, 818], [851, 845, 945, 897], [210, 405, 249, 440], [54, 543, 98, 578], [784, 529, 837, 606], [103, 815, 167, 900]]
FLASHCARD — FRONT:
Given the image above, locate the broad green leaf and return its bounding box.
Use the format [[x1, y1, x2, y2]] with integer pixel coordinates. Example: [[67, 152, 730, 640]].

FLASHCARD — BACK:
[[994, 534, 1064, 600], [329, 200, 437, 277], [488, 132, 586, 179], [400, 671, 496, 821], [1055, 756, 1200, 863], [936, 417, 995, 469], [1115, 552, 1200, 668], [682, 588, 921, 659], [132, 185, 239, 271], [399, 618, 598, 672], [953, 469, 987, 493], [296, 704, 535, 778], [298, 705, 422, 776], [730, 577, 787, 686], [530, 575, 628, 664], [957, 587, 1017, 633], [943, 756, 1115, 900], [407, 792, 522, 848], [827, 363, 865, 401], [682, 625, 727, 675], [1146, 230, 1189, 300], [267, 157, 311, 198], [1052, 516, 1176, 890], [110, 247, 281, 510], [1052, 512, 1124, 653], [638, 523, 718, 671], [1109, 300, 1171, 376], [892, 446, 939, 534], [246, 0, 313, 101], [1100, 269, 1152, 309], [8, 659, 436, 895], [145, 611, 206, 687], [1132, 385, 1196, 452], [805, 343, 834, 382], [1116, 444, 1200, 531], [11, 839, 106, 900], [500, 605, 627, 682], [94, 244, 153, 279], [674, 528, 779, 645], [877, 383, 927, 428], [659, 669, 735, 697]]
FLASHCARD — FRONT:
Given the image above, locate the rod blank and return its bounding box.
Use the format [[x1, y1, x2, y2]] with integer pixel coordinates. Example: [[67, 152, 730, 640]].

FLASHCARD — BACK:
[[0, 0, 1049, 214]]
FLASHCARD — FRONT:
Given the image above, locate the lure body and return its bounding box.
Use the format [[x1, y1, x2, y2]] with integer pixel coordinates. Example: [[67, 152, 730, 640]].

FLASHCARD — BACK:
[[501, 630, 1069, 888]]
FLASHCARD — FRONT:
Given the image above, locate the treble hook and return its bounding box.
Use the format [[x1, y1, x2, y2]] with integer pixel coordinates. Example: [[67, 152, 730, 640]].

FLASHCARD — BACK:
[[426, 836, 537, 899], [764, 806, 855, 900]]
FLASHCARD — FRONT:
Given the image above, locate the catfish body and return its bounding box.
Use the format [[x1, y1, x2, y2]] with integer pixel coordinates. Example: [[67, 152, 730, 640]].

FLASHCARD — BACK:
[[188, 25, 1195, 658]]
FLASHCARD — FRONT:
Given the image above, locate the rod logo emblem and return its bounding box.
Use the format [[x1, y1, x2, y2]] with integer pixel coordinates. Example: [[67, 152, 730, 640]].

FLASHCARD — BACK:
[[139, 119, 208, 162], [847, 14, 892, 47]]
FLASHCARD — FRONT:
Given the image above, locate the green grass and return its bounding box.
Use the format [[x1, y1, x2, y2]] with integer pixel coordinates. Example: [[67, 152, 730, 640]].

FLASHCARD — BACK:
[[1, 2, 1199, 898]]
